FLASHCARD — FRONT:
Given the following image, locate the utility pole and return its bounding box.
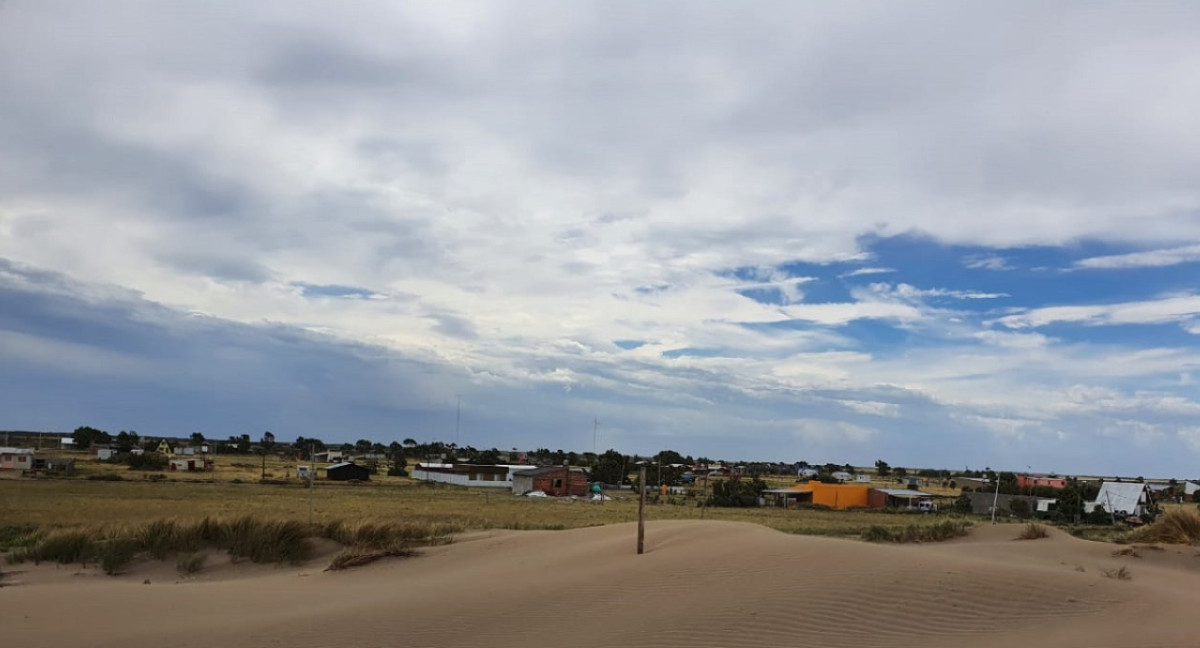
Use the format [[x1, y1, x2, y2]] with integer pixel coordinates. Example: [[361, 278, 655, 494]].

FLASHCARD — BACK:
[[455, 395, 461, 448], [592, 416, 597, 456], [308, 443, 315, 525], [990, 477, 1000, 524], [637, 466, 646, 555]]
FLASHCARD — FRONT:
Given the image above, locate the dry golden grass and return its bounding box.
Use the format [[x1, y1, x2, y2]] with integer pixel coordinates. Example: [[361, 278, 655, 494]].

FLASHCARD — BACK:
[[0, 475, 970, 539]]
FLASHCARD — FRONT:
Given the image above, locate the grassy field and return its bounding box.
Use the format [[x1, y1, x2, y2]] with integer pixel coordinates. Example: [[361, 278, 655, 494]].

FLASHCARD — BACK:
[[0, 476, 976, 539]]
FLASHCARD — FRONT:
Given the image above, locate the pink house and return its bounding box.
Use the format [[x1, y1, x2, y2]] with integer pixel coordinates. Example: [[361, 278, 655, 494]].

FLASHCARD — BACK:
[[0, 447, 35, 470], [1017, 474, 1067, 490]]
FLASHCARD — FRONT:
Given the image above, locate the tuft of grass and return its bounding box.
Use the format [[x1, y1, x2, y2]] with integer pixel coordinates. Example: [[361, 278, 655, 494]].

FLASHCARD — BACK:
[[325, 545, 416, 571], [98, 538, 140, 575], [224, 517, 311, 564], [28, 530, 96, 565], [0, 524, 41, 551], [862, 519, 971, 543], [140, 520, 184, 559], [176, 552, 206, 575], [1102, 566, 1132, 580], [1129, 509, 1200, 545], [1112, 547, 1142, 558], [1017, 522, 1050, 540]]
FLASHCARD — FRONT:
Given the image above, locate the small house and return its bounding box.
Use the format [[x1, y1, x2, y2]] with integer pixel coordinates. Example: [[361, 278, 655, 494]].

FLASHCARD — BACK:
[[313, 450, 344, 464], [868, 488, 936, 510], [1017, 474, 1067, 490], [95, 446, 118, 461], [326, 462, 371, 481], [297, 465, 312, 479], [1089, 482, 1152, 518], [831, 471, 853, 483], [168, 457, 213, 472], [0, 447, 35, 470], [511, 466, 589, 496], [155, 440, 173, 455]]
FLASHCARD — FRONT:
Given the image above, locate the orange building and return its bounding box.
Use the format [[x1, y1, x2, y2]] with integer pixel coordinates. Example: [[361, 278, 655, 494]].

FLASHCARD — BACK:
[[787, 483, 871, 509]]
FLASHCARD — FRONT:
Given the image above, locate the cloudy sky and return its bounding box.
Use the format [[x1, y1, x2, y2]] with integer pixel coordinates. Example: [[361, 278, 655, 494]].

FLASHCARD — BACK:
[[3, 2, 1200, 475]]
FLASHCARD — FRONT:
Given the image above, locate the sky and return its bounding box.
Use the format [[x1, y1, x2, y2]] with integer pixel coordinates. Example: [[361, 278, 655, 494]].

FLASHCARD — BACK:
[[2, 2, 1200, 476]]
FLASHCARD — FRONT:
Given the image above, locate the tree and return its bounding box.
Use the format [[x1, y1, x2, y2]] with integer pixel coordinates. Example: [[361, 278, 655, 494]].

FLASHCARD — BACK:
[[72, 426, 110, 449], [1009, 498, 1032, 519], [894, 466, 907, 478], [1055, 480, 1087, 523], [190, 432, 205, 444], [591, 450, 628, 485], [260, 431, 275, 451], [875, 460, 891, 477], [402, 438, 417, 448], [708, 476, 767, 507], [953, 492, 973, 514]]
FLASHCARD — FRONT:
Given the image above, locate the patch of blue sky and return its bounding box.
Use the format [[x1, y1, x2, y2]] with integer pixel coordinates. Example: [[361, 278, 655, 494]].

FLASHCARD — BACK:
[[613, 339, 647, 350], [849, 235, 1194, 307], [661, 347, 727, 359], [295, 282, 377, 298]]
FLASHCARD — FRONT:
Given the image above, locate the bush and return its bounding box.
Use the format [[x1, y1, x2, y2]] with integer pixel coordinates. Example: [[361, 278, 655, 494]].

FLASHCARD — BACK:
[[1087, 505, 1112, 526], [1017, 522, 1049, 540], [387, 467, 408, 477], [862, 520, 971, 543], [707, 476, 767, 507], [126, 453, 168, 471], [1009, 499, 1032, 519]]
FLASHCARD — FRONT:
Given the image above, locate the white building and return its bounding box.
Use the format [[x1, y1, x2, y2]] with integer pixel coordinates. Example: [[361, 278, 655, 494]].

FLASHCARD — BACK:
[[1089, 482, 1153, 518], [410, 463, 536, 488]]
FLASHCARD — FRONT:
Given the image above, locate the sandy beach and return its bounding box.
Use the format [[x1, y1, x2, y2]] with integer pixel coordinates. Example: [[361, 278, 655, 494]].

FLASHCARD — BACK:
[[5, 521, 1199, 648]]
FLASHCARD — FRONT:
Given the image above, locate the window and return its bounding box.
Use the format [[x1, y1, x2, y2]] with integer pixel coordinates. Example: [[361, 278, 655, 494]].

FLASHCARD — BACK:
[[553, 478, 563, 488]]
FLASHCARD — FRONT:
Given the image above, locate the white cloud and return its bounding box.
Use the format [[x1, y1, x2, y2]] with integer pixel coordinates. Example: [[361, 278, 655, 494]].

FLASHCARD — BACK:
[[1075, 244, 1200, 269], [3, 3, 1200, 473], [840, 267, 895, 278], [995, 294, 1200, 329], [794, 420, 876, 445], [963, 255, 1013, 271]]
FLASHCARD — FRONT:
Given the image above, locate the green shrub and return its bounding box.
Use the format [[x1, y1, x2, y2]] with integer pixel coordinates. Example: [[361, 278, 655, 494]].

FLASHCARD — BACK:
[[1087, 505, 1112, 526], [861, 520, 971, 543], [126, 453, 168, 471]]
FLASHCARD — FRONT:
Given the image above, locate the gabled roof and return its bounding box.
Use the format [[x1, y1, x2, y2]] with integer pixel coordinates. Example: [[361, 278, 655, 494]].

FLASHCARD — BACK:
[[326, 461, 363, 470], [874, 489, 935, 498], [0, 447, 35, 455], [1094, 481, 1149, 514], [513, 466, 579, 477]]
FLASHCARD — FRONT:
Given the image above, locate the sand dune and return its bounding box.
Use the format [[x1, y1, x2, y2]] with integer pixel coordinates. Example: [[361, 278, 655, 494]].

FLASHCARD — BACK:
[[5, 521, 1199, 648]]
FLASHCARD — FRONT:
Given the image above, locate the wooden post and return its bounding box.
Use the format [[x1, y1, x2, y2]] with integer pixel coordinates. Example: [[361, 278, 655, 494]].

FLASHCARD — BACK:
[[637, 466, 646, 555]]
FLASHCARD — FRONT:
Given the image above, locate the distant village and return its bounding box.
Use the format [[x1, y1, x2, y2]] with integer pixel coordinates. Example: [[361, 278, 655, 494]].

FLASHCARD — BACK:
[[2, 427, 1196, 524]]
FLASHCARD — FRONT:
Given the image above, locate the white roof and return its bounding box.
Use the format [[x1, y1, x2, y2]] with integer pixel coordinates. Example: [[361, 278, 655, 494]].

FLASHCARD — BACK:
[[0, 447, 35, 454], [1094, 482, 1148, 515], [1185, 481, 1200, 495]]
